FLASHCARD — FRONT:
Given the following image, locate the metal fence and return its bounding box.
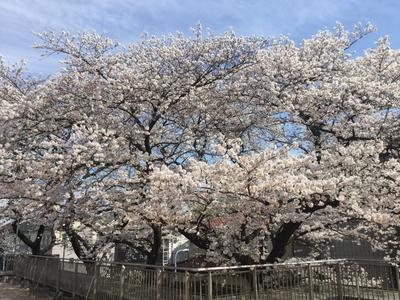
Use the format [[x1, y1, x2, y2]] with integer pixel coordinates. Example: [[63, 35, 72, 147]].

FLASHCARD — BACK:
[[5, 255, 400, 299], [0, 255, 14, 273]]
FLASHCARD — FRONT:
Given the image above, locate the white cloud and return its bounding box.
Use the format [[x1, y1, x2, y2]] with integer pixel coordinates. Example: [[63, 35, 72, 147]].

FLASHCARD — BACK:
[[0, 0, 397, 73]]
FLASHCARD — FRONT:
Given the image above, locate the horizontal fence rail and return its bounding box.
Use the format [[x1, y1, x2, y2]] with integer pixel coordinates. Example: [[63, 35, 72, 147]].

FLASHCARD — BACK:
[[4, 255, 400, 299]]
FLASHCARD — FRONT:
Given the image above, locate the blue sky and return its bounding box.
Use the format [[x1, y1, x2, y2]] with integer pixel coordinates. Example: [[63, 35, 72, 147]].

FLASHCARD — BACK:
[[0, 0, 399, 75]]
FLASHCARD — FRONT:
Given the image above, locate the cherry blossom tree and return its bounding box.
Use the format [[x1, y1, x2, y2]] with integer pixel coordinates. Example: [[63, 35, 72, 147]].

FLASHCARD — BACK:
[[1, 26, 269, 263], [1, 23, 400, 266], [150, 23, 400, 264], [254, 26, 400, 261], [0, 58, 59, 255]]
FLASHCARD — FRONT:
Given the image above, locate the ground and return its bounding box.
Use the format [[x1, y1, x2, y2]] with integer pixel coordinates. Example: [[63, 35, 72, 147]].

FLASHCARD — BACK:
[[0, 282, 49, 300]]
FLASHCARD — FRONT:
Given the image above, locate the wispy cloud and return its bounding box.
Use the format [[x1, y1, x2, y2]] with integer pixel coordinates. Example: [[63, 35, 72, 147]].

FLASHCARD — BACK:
[[0, 0, 398, 74]]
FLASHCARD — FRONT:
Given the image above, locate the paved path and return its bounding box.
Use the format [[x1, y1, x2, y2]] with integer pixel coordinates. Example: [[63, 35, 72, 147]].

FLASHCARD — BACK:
[[0, 282, 49, 300]]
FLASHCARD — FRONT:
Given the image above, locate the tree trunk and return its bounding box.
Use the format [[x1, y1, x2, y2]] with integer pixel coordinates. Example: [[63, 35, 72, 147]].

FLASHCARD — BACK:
[[232, 253, 257, 265], [178, 228, 210, 249], [266, 222, 301, 263], [266, 197, 339, 263], [146, 224, 162, 265], [12, 222, 47, 255]]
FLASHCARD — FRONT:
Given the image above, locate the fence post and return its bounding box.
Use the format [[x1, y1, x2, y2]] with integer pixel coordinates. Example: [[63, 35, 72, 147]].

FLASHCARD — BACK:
[[156, 269, 162, 300], [56, 259, 61, 293], [27, 257, 31, 281], [395, 266, 400, 300], [355, 265, 361, 300], [308, 264, 314, 300], [2, 256, 6, 271], [44, 258, 49, 286], [208, 271, 213, 300], [252, 268, 259, 300], [184, 271, 190, 300], [92, 262, 99, 300], [32, 256, 37, 281], [119, 265, 125, 300], [335, 263, 343, 300], [27, 256, 31, 280], [29, 257, 37, 296], [72, 262, 77, 299]]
